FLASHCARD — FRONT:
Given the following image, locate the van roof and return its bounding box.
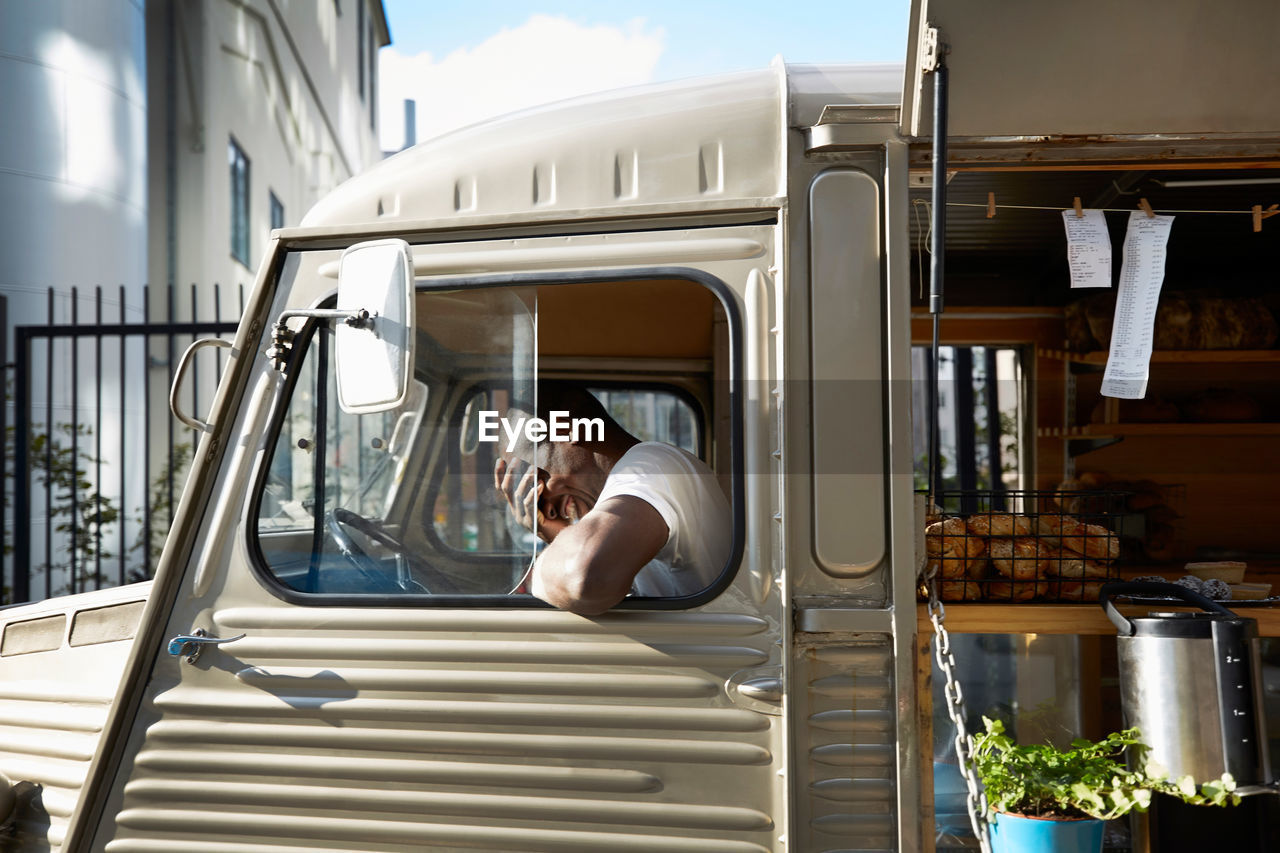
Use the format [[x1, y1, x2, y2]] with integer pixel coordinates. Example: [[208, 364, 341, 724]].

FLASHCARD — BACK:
[[302, 62, 903, 229]]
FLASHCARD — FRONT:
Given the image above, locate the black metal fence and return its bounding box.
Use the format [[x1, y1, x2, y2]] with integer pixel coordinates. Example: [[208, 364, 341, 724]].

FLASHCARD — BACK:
[[2, 286, 242, 604]]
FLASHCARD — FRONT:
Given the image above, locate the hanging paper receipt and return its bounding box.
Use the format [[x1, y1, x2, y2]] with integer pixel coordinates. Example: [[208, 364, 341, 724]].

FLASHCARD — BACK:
[[1062, 209, 1111, 288], [1102, 212, 1176, 398]]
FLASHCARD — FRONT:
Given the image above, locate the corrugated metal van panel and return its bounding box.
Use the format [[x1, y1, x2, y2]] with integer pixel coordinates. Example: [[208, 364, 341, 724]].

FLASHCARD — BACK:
[[102, 608, 781, 852], [0, 581, 149, 845], [0, 584, 150, 851], [795, 639, 898, 853], [108, 810, 771, 852]]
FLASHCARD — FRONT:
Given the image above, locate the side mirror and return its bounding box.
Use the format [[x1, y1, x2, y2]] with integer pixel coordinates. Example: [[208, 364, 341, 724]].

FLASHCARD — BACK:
[[335, 239, 416, 413]]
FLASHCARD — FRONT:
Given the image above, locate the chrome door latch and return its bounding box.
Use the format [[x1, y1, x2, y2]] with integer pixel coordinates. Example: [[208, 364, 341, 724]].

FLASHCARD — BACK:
[[166, 628, 245, 664]]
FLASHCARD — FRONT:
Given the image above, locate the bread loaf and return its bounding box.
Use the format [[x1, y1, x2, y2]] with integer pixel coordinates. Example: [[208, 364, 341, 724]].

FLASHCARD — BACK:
[[1043, 549, 1110, 579], [1037, 516, 1120, 562], [1076, 292, 1279, 351], [1065, 299, 1098, 351], [1218, 297, 1278, 349], [1178, 296, 1277, 349], [988, 537, 1049, 580], [966, 513, 1034, 538], [1083, 295, 1116, 350], [939, 580, 984, 602], [988, 579, 1060, 602], [926, 517, 988, 579]]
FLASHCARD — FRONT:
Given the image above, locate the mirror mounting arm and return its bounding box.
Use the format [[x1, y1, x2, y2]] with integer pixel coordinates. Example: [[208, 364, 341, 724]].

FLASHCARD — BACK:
[[267, 308, 377, 374]]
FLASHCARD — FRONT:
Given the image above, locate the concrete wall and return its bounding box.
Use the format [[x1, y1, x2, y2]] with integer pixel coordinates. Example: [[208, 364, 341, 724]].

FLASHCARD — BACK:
[[1, 0, 387, 598], [0, 0, 148, 327], [147, 0, 387, 324], [0, 0, 149, 598]]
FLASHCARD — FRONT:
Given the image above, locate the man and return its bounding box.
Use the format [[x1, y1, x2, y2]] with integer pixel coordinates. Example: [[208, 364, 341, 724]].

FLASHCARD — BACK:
[[493, 383, 731, 615]]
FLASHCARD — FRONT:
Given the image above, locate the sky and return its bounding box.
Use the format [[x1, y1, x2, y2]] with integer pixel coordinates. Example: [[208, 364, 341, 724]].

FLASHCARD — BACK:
[[376, 1, 912, 151]]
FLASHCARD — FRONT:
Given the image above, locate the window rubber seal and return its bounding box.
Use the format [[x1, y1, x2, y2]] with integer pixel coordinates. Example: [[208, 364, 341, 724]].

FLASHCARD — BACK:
[[244, 265, 746, 610]]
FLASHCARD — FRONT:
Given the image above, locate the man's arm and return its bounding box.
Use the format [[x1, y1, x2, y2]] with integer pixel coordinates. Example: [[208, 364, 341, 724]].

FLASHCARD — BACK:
[[531, 495, 668, 616]]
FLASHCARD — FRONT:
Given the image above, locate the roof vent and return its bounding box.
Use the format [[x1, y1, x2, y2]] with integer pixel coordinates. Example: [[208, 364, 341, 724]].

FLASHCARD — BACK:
[[613, 151, 638, 200], [698, 142, 723, 194], [533, 163, 557, 205], [453, 178, 477, 212]]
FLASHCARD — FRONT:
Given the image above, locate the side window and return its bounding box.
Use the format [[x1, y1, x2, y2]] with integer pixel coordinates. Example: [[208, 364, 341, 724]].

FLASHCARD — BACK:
[[591, 388, 700, 457], [257, 324, 434, 593], [252, 273, 737, 606]]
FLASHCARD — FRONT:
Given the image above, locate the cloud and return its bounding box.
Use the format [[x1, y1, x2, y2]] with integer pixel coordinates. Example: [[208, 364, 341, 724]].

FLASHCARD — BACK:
[[378, 15, 665, 152]]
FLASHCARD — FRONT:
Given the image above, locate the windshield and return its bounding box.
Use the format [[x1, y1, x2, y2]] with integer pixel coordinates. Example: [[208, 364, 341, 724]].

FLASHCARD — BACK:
[[256, 285, 538, 596]]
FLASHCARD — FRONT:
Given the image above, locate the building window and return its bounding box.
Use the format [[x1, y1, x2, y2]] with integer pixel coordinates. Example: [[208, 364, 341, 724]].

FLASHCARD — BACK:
[[368, 27, 377, 130], [357, 0, 365, 102], [229, 137, 250, 267], [269, 191, 284, 232]]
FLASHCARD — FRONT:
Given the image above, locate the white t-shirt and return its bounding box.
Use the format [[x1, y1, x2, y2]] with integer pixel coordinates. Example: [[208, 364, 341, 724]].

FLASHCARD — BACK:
[[593, 442, 733, 597]]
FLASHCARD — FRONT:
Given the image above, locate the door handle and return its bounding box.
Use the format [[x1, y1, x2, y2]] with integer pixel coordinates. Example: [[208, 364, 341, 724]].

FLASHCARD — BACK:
[[167, 628, 246, 664], [737, 677, 783, 702], [727, 666, 783, 714]]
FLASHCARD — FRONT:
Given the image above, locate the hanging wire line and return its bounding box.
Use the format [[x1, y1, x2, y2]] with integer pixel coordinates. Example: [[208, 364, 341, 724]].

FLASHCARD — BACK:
[[946, 201, 1270, 215], [912, 198, 933, 300], [912, 198, 1275, 298]]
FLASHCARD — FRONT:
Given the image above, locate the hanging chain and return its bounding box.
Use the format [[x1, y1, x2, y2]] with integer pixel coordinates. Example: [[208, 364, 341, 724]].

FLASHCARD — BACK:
[[925, 567, 992, 853]]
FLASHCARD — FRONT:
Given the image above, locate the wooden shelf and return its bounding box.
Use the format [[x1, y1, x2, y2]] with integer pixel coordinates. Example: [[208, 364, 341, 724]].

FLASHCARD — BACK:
[[1039, 348, 1280, 365], [918, 602, 1280, 636], [1040, 422, 1280, 438]]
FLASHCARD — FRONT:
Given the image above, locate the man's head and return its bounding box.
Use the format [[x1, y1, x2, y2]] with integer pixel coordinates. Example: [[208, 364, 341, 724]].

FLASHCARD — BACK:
[[498, 382, 638, 535]]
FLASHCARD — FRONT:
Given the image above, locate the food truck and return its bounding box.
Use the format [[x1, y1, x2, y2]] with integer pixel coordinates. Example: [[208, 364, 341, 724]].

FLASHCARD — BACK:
[[0, 2, 1278, 850]]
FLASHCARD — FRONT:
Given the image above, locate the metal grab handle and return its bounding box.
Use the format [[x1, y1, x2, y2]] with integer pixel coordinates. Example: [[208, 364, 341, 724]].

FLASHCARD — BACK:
[[1099, 580, 1240, 636], [170, 338, 234, 432], [167, 628, 246, 664]]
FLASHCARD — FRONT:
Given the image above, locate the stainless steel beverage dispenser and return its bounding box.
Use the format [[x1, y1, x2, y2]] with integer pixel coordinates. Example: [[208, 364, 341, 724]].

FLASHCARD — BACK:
[[1101, 581, 1278, 852], [1101, 581, 1272, 787]]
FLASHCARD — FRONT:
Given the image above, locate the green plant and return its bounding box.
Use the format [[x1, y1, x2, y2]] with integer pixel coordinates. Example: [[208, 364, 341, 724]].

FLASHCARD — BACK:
[[129, 442, 193, 575], [5, 416, 120, 597], [972, 717, 1240, 821]]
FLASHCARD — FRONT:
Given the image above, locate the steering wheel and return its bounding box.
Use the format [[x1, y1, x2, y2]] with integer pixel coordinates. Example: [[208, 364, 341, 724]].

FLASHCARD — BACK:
[[324, 508, 429, 593]]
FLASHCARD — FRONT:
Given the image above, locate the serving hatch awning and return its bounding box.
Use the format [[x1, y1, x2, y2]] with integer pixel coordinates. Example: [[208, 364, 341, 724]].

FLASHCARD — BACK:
[[903, 0, 1280, 142]]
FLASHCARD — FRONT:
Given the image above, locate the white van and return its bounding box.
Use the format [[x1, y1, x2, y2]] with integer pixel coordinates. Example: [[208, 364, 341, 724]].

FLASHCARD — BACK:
[[2, 3, 1279, 850]]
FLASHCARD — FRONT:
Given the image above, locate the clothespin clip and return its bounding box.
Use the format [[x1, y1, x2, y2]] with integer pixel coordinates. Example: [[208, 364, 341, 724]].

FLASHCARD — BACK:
[[987, 192, 997, 219], [1138, 198, 1155, 219], [1252, 203, 1278, 233], [1072, 197, 1084, 219]]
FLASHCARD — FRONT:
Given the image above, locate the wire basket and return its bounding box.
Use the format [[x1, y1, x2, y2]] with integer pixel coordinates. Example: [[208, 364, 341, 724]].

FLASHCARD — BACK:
[[919, 489, 1128, 604]]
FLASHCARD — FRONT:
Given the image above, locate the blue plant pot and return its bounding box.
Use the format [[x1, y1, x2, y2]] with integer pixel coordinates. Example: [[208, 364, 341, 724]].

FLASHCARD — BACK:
[[988, 811, 1105, 853]]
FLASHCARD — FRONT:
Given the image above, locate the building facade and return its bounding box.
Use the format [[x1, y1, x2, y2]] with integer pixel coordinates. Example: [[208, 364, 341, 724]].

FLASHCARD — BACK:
[[146, 0, 389, 320], [0, 0, 389, 599]]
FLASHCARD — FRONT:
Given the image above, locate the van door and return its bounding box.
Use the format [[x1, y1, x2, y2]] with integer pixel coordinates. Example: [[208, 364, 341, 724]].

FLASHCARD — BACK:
[[904, 0, 1280, 140], [74, 222, 786, 853]]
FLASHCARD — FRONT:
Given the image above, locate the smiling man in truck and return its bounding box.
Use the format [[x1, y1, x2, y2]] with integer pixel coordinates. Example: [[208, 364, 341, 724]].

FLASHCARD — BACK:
[[492, 383, 732, 615]]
